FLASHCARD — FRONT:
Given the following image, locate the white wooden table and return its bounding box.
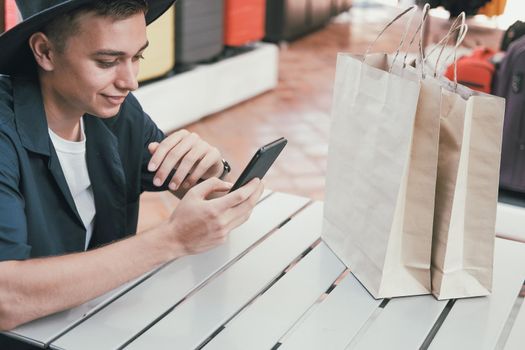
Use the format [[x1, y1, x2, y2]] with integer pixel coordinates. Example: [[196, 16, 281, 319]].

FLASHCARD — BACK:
[[3, 191, 525, 349]]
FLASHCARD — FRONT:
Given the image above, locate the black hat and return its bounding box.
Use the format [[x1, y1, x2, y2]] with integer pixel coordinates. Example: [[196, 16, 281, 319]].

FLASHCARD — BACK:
[[0, 0, 176, 76]]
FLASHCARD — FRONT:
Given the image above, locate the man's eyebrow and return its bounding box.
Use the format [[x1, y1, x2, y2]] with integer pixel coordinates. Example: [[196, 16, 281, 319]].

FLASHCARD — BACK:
[[92, 42, 149, 57]]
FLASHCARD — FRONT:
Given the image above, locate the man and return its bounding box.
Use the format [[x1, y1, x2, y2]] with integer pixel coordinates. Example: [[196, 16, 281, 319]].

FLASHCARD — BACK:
[[0, 0, 264, 347]]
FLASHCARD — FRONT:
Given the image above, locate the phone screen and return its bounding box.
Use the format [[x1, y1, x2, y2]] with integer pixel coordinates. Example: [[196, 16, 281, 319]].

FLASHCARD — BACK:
[[229, 137, 287, 192]]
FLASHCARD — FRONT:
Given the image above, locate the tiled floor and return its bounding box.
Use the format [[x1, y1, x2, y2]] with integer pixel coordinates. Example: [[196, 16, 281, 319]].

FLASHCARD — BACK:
[[137, 4, 503, 232]]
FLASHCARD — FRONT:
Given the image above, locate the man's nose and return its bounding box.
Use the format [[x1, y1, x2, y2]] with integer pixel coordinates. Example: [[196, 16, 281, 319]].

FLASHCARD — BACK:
[[115, 60, 139, 92]]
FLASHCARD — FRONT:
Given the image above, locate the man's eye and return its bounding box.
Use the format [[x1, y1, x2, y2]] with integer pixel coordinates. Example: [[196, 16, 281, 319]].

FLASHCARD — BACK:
[[133, 54, 145, 62], [97, 60, 118, 68]]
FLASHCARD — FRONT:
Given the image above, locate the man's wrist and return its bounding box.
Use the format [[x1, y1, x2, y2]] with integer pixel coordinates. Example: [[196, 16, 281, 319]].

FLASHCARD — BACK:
[[145, 221, 185, 262]]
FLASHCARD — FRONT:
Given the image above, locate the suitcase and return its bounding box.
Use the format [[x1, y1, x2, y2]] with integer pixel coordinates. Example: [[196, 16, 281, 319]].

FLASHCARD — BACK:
[[478, 0, 507, 17], [175, 0, 224, 65], [501, 20, 525, 52], [265, 0, 341, 42], [224, 0, 266, 46], [444, 47, 496, 94], [494, 36, 525, 193], [265, 0, 309, 42], [331, 0, 352, 16], [138, 5, 175, 82], [309, 0, 332, 30]]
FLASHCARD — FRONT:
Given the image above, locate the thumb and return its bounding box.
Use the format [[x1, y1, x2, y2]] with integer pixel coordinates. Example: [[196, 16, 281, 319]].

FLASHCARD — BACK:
[[192, 178, 233, 199], [148, 142, 160, 154]]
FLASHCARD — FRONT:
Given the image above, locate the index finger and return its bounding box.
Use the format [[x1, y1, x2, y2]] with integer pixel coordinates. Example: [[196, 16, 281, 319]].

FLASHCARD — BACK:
[[212, 178, 261, 210], [148, 130, 188, 171]]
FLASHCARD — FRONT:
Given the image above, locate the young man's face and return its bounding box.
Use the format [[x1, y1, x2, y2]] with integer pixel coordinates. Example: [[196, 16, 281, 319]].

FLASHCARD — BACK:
[[45, 11, 148, 118]]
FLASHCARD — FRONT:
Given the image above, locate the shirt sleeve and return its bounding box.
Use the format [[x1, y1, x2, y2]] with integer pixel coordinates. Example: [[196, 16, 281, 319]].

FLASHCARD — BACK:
[[123, 92, 176, 193], [0, 128, 30, 261], [139, 111, 177, 192]]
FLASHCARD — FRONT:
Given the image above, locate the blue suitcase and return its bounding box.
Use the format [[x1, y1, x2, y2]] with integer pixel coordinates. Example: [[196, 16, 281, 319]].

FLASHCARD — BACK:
[[494, 36, 525, 196]]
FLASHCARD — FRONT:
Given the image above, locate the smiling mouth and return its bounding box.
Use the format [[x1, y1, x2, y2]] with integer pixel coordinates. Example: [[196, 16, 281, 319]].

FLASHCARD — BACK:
[[102, 94, 127, 105]]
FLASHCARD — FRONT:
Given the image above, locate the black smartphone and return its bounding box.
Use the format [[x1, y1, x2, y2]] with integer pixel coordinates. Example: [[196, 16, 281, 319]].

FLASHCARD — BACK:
[[229, 137, 288, 192]]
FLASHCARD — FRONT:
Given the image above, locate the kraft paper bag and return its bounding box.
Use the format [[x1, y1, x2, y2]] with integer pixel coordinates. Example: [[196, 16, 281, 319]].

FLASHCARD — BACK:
[[431, 81, 505, 300], [322, 50, 441, 298]]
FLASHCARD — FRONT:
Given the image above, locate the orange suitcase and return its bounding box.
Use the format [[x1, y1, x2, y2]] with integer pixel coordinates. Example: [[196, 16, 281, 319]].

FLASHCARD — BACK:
[[224, 0, 266, 46], [444, 47, 496, 94]]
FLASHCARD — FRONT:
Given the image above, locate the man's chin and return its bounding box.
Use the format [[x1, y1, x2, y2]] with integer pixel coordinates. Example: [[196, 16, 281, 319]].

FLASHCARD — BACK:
[[90, 106, 121, 118]]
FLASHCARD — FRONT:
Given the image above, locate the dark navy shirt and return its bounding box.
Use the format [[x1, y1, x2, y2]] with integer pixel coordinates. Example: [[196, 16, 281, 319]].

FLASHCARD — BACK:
[[0, 75, 169, 348]]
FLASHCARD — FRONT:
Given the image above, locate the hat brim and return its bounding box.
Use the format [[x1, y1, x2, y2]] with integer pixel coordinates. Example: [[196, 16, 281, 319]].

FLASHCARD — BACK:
[[0, 0, 176, 76]]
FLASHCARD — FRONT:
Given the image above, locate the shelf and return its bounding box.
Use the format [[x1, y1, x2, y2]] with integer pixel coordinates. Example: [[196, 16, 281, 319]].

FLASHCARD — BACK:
[[134, 42, 279, 132]]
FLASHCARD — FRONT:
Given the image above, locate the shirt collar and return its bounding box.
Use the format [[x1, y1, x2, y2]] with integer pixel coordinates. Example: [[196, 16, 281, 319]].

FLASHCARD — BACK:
[[12, 76, 51, 156]]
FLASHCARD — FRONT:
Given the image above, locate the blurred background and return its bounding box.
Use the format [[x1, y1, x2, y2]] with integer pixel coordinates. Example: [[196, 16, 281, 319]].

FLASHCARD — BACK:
[[2, 0, 524, 233]]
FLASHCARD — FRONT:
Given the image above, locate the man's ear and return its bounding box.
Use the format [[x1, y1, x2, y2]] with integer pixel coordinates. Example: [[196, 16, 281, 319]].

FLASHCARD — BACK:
[[28, 32, 56, 72]]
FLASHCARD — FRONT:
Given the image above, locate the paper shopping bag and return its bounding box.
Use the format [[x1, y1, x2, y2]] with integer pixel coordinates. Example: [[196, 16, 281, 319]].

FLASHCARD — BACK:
[[322, 50, 441, 299], [431, 81, 505, 300]]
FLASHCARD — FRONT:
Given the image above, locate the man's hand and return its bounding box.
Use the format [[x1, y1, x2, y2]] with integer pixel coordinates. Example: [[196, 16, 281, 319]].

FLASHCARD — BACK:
[[148, 130, 224, 191], [166, 177, 264, 255]]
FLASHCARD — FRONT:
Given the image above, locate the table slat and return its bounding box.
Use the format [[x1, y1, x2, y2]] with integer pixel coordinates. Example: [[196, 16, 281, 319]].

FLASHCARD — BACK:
[[351, 296, 446, 349], [125, 202, 324, 350], [430, 238, 525, 349], [51, 192, 308, 350], [496, 202, 525, 242], [279, 273, 382, 350], [504, 300, 525, 349], [204, 242, 346, 350], [6, 191, 273, 346], [4, 273, 152, 347]]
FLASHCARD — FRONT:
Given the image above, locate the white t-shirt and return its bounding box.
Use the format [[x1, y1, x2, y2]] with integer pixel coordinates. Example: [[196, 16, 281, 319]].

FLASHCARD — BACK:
[[48, 118, 95, 250]]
